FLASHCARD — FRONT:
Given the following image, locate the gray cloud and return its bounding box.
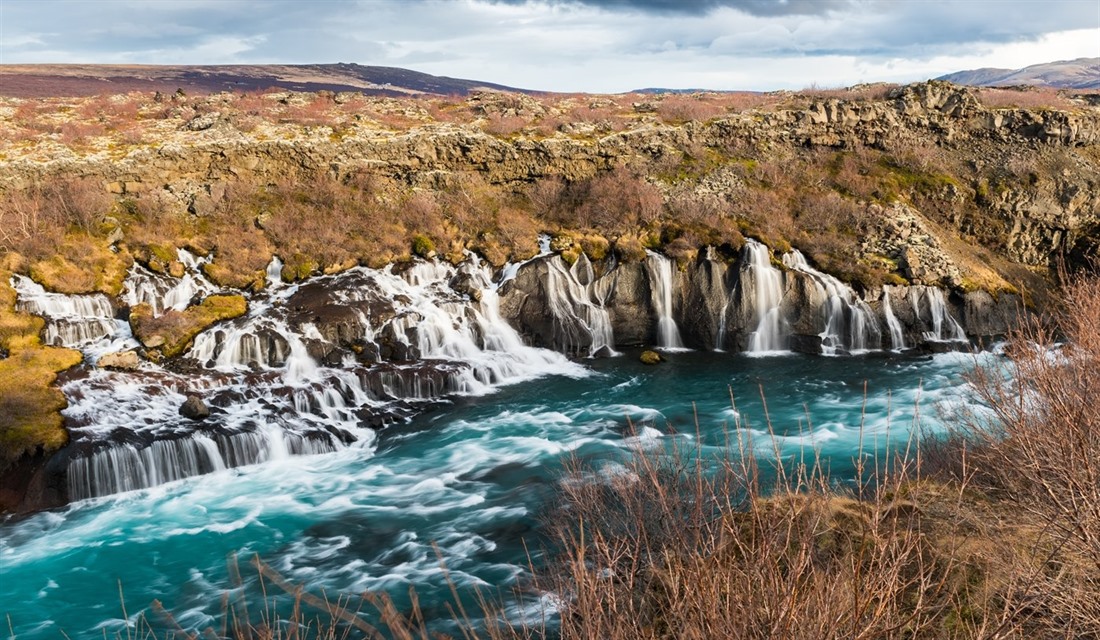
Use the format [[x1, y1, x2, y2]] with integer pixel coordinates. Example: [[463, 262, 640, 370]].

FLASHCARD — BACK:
[[481, 0, 855, 16], [0, 0, 1095, 91]]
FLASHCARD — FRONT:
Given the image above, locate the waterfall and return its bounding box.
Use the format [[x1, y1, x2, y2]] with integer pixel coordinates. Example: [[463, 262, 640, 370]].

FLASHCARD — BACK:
[[67, 430, 342, 500], [716, 302, 729, 351], [267, 256, 285, 289], [882, 285, 907, 351], [742, 241, 788, 353], [121, 250, 219, 316], [12, 275, 117, 348], [543, 255, 618, 356], [782, 251, 881, 355], [24, 253, 587, 502], [645, 252, 686, 350], [911, 286, 967, 343], [189, 322, 291, 369]]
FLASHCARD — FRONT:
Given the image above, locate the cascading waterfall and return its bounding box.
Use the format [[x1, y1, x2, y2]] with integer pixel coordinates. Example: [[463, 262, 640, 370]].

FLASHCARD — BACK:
[[12, 275, 117, 348], [16, 255, 587, 501], [910, 286, 967, 343], [716, 302, 730, 351], [742, 241, 788, 353], [15, 243, 984, 504], [66, 429, 343, 500], [401, 256, 585, 388], [882, 285, 907, 351], [267, 256, 285, 288], [543, 255, 618, 356], [121, 249, 220, 316], [782, 251, 881, 354], [645, 252, 686, 350]]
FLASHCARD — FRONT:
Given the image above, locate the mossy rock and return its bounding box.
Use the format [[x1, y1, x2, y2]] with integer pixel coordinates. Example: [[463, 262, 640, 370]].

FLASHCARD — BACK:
[[0, 346, 83, 471], [411, 234, 436, 258], [130, 294, 248, 359], [549, 233, 577, 253], [141, 243, 178, 274], [560, 245, 582, 266], [579, 234, 610, 261], [614, 235, 648, 263], [640, 350, 663, 365], [322, 259, 358, 275], [281, 253, 319, 282], [0, 268, 83, 471]]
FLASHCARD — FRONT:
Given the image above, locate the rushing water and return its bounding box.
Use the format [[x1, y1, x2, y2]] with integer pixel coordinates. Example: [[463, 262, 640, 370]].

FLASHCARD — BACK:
[[0, 348, 986, 639], [742, 241, 788, 354], [646, 252, 686, 350]]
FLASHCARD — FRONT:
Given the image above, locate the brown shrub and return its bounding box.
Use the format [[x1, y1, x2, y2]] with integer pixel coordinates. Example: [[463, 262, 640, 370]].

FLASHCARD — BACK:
[[655, 94, 729, 123], [280, 95, 337, 127], [799, 83, 898, 102], [482, 114, 530, 136], [666, 191, 731, 226], [0, 178, 112, 259], [914, 273, 1100, 636], [57, 120, 107, 145], [573, 168, 664, 230], [795, 190, 870, 235], [527, 429, 1007, 640], [977, 86, 1077, 110]]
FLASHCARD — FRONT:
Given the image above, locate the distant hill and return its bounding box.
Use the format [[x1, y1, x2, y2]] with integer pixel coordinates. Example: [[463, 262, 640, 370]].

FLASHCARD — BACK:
[[937, 57, 1100, 89], [0, 63, 530, 98]]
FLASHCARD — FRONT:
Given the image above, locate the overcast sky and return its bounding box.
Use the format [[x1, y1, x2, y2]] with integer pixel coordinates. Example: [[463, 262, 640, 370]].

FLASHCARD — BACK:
[[1, 0, 1097, 92]]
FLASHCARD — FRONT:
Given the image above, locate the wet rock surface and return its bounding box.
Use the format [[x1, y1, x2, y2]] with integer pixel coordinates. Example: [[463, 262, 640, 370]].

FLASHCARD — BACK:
[[179, 394, 210, 420]]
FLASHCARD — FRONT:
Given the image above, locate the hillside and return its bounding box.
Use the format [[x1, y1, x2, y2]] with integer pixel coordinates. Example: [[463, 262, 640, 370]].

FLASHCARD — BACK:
[[938, 57, 1100, 89], [0, 63, 528, 99]]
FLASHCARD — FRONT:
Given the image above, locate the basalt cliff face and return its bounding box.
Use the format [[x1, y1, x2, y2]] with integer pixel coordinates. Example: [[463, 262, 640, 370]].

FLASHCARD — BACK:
[[1, 81, 1098, 513]]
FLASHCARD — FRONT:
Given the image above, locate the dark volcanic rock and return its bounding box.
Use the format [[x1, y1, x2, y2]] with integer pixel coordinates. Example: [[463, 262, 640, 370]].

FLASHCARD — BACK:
[[962, 291, 1025, 341], [179, 394, 211, 420]]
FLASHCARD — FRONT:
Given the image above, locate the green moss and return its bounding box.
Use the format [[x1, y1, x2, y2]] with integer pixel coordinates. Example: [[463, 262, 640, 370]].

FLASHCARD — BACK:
[[280, 253, 318, 282], [202, 262, 266, 291], [137, 243, 179, 275], [130, 294, 248, 359], [641, 232, 663, 251], [579, 234, 610, 261], [614, 236, 647, 263], [411, 234, 436, 258], [658, 147, 729, 184]]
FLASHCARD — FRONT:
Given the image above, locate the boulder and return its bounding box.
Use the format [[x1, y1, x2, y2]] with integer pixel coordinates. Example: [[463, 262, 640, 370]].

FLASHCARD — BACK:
[[640, 350, 662, 365], [179, 395, 210, 420], [98, 350, 141, 370]]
